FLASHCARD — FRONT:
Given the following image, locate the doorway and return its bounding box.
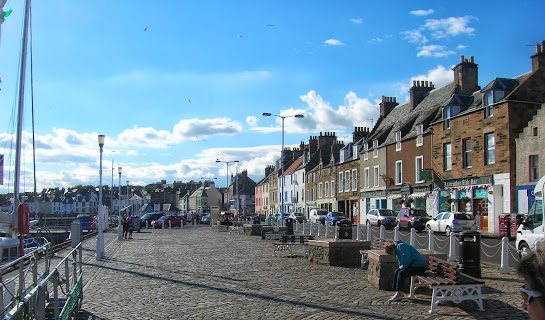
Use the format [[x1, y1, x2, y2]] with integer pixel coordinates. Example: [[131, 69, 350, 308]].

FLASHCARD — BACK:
[[473, 198, 488, 231]]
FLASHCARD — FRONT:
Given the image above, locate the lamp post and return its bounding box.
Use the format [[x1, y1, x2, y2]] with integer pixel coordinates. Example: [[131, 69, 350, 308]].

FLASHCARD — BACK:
[[117, 166, 122, 240], [262, 112, 304, 226], [96, 134, 105, 260], [127, 181, 130, 216], [216, 159, 239, 212]]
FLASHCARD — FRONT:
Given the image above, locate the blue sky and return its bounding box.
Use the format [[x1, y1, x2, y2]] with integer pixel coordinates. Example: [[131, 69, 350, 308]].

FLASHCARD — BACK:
[[0, 0, 543, 192]]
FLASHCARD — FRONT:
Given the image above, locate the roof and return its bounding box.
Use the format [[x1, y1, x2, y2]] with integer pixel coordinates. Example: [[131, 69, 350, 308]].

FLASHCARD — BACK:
[[282, 156, 303, 176]]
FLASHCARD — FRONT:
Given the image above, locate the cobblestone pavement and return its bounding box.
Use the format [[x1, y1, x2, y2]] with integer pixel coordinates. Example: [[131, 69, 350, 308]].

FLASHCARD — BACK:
[[76, 226, 529, 320]]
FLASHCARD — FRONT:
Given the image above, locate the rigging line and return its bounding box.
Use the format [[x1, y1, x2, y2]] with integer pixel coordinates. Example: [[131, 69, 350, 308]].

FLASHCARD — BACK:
[[30, 3, 36, 198]]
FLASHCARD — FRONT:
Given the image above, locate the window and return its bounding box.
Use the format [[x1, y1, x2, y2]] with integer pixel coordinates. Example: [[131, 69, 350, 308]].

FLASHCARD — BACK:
[[415, 156, 423, 183], [444, 143, 452, 171], [443, 107, 451, 130], [319, 183, 323, 198], [534, 127, 539, 137], [325, 181, 329, 198], [312, 188, 315, 201], [395, 160, 402, 185], [416, 124, 423, 146], [483, 92, 493, 118], [363, 144, 369, 160], [307, 190, 309, 201], [395, 131, 402, 151], [352, 169, 358, 191], [530, 155, 540, 182], [485, 133, 495, 165], [345, 170, 350, 191], [338, 172, 343, 192], [373, 140, 378, 158], [462, 138, 472, 168], [312, 172, 316, 183], [331, 180, 335, 197], [373, 166, 379, 187], [364, 167, 369, 188]]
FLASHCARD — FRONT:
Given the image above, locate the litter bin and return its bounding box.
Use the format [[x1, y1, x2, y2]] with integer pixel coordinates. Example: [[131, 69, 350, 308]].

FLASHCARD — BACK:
[[286, 218, 294, 235], [498, 214, 510, 238], [337, 221, 352, 239], [131, 217, 141, 232], [458, 230, 481, 278]]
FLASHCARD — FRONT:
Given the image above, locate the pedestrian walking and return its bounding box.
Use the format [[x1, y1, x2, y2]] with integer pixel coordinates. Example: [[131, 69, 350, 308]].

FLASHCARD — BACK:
[[122, 214, 130, 239], [384, 241, 428, 302], [517, 241, 545, 319]]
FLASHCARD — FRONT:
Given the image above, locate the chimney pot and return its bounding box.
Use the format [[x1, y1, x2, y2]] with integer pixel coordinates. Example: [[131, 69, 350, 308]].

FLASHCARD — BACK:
[[542, 40, 545, 52], [470, 56, 474, 63], [461, 55, 465, 63], [537, 44, 542, 54]]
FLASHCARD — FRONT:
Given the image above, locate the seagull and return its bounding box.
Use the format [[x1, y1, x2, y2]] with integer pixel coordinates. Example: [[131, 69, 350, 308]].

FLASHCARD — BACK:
[[144, 27, 147, 32], [266, 24, 274, 27], [238, 35, 243, 38], [188, 98, 191, 103]]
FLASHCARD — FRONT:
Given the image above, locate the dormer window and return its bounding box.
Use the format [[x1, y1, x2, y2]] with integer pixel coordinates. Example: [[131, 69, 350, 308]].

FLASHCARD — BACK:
[[442, 107, 451, 130], [395, 131, 402, 151], [416, 124, 423, 146], [363, 144, 369, 160], [483, 90, 505, 118]]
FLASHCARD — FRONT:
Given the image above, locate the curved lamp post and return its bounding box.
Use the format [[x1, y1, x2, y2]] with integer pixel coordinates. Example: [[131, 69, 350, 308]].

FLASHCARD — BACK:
[[96, 134, 105, 260], [262, 112, 304, 226], [216, 159, 239, 212]]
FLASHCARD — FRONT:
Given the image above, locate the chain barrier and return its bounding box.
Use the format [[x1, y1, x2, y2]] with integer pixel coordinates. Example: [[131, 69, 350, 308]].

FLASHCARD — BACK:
[[481, 245, 502, 258], [398, 230, 411, 237], [433, 235, 449, 243], [414, 236, 428, 247], [481, 241, 501, 249], [508, 242, 521, 264], [383, 229, 394, 235], [414, 231, 428, 238], [434, 239, 450, 250]]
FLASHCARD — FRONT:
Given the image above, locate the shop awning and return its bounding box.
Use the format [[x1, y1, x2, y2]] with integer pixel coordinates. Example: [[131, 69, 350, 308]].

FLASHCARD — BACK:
[[409, 192, 428, 198]]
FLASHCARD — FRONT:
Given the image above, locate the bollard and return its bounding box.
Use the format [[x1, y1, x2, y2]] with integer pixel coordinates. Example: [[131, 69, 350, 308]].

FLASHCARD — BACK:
[[379, 225, 385, 238], [210, 219, 213, 227], [325, 223, 330, 237], [310, 221, 314, 236], [169, 220, 172, 229], [146, 220, 149, 229], [448, 232, 457, 262], [194, 218, 197, 228], [318, 222, 322, 237], [366, 224, 372, 241], [428, 229, 434, 251], [394, 225, 400, 242], [500, 237, 510, 274], [357, 224, 361, 240], [410, 228, 416, 246], [335, 224, 339, 240], [295, 221, 299, 233], [303, 221, 306, 234]]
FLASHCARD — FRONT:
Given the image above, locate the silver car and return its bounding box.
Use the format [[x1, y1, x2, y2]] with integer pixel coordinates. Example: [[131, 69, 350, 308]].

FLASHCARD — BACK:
[[426, 212, 477, 235], [366, 209, 397, 229]]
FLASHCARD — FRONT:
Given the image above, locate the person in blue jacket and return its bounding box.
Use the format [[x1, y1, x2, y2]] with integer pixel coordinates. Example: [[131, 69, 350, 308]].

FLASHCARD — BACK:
[[384, 241, 428, 302]]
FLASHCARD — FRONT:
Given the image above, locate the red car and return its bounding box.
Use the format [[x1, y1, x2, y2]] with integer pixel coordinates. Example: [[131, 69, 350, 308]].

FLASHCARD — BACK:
[[396, 208, 431, 232], [151, 215, 185, 229]]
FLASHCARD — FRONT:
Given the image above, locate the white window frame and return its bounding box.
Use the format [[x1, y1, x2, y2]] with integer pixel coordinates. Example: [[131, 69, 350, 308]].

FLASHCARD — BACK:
[[395, 131, 402, 151], [373, 140, 378, 158], [443, 107, 451, 130], [331, 180, 335, 197], [363, 144, 368, 160], [338, 172, 343, 192], [395, 160, 402, 185], [416, 124, 423, 146], [373, 165, 380, 187], [319, 183, 323, 198], [444, 143, 452, 171], [485, 133, 495, 165], [415, 156, 424, 183], [325, 181, 329, 198], [345, 170, 350, 191], [352, 169, 358, 191], [364, 167, 369, 189]]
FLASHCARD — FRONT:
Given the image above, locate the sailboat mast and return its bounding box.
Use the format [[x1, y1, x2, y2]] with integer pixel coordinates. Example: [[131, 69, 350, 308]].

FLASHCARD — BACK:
[[13, 0, 31, 213]]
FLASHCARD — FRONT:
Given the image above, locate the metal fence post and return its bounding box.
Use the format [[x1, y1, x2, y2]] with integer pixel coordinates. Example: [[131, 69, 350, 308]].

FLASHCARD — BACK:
[[394, 225, 400, 242], [380, 225, 385, 238], [310, 221, 314, 236], [448, 232, 457, 262], [318, 222, 322, 237], [366, 224, 372, 241], [500, 237, 510, 274], [325, 223, 330, 237], [428, 229, 434, 251], [357, 224, 362, 240], [410, 228, 416, 246]]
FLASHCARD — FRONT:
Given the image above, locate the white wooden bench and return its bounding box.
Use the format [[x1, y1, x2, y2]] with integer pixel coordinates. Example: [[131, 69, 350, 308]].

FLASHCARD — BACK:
[[409, 256, 485, 314]]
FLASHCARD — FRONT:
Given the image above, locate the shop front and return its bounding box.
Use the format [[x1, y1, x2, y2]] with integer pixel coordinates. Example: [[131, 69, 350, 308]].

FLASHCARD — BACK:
[[359, 190, 387, 223]]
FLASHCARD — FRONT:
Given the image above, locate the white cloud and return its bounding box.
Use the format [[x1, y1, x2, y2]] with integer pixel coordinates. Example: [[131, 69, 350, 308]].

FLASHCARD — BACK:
[[246, 116, 259, 127], [410, 9, 434, 16], [457, 44, 467, 50], [323, 39, 344, 46], [350, 18, 363, 24], [423, 16, 476, 39], [417, 44, 455, 58], [398, 65, 454, 95], [402, 30, 428, 44], [368, 34, 392, 45]]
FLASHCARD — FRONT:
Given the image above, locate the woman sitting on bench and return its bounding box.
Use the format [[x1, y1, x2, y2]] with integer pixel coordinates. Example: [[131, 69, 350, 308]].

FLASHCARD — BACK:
[[384, 241, 428, 302]]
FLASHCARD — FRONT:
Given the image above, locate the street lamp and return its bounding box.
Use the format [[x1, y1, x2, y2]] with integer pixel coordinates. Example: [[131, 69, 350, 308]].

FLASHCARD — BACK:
[[262, 112, 304, 226], [96, 134, 105, 260], [117, 166, 122, 240], [216, 159, 239, 212], [127, 181, 130, 216]]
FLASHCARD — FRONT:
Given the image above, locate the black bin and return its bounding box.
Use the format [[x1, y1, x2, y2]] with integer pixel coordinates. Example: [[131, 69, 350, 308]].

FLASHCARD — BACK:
[[286, 218, 294, 235], [338, 225, 352, 239], [458, 230, 481, 278], [253, 216, 261, 224]]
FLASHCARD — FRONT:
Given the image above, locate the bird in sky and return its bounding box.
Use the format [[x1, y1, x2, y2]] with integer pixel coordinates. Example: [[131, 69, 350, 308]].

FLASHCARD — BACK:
[[144, 27, 147, 32], [188, 98, 191, 103], [238, 35, 243, 38], [266, 24, 274, 27]]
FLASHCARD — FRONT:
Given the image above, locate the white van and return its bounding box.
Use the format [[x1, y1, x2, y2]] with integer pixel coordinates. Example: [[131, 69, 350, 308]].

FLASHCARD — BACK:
[[309, 209, 328, 224], [516, 175, 545, 257]]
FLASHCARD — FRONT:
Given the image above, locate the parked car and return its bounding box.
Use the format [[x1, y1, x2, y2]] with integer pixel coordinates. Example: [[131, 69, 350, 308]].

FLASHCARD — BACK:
[[426, 212, 477, 235], [325, 212, 347, 225], [200, 213, 211, 224], [366, 209, 397, 229], [309, 209, 328, 224], [288, 212, 306, 222], [275, 213, 289, 221], [151, 215, 185, 229], [396, 208, 431, 232], [140, 212, 165, 228]]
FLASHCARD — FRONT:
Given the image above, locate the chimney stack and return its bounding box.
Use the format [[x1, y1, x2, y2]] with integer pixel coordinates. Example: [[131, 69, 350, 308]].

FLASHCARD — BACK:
[[532, 40, 545, 72], [453, 55, 479, 95], [379, 96, 398, 117], [409, 81, 434, 110]]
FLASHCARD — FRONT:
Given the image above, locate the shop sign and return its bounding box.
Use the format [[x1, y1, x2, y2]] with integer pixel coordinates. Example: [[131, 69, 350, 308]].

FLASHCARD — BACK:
[[360, 190, 386, 198], [443, 175, 493, 188]]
